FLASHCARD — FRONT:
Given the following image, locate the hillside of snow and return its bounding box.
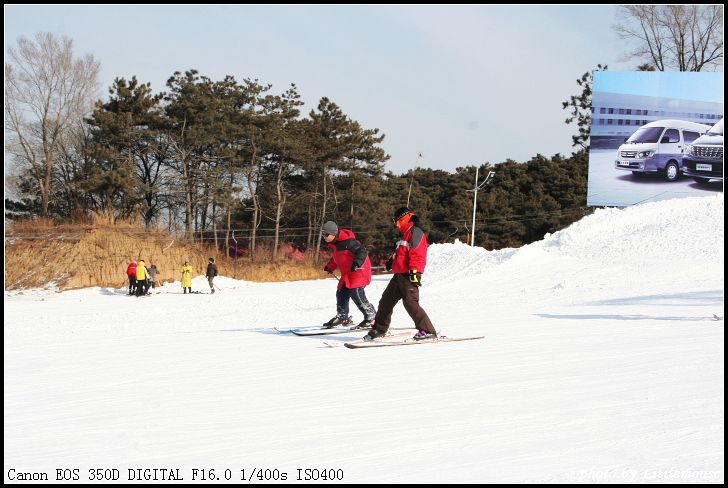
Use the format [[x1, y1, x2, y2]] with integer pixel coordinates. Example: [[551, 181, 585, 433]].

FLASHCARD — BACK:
[[4, 195, 724, 483]]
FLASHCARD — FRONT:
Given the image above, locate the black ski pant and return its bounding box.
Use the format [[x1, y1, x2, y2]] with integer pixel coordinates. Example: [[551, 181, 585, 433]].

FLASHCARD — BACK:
[[373, 273, 435, 334], [336, 285, 375, 321], [128, 276, 137, 295], [136, 279, 148, 296]]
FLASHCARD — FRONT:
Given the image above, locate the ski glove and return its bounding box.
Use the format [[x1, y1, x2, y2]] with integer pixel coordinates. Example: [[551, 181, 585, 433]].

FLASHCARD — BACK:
[[409, 269, 422, 287], [385, 257, 394, 271], [351, 263, 360, 272], [323, 265, 332, 274]]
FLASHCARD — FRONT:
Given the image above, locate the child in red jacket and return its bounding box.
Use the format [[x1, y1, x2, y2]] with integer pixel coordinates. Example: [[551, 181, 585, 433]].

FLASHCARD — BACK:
[[321, 221, 376, 329]]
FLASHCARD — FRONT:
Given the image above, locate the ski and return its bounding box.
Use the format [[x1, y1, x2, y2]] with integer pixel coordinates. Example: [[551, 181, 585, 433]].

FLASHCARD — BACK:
[[324, 331, 413, 347], [273, 325, 364, 335], [291, 326, 370, 336], [344, 334, 485, 349], [274, 326, 319, 334], [275, 325, 413, 336]]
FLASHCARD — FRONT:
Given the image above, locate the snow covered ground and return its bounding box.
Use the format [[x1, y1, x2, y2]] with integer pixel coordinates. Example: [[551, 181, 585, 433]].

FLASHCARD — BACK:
[[4, 195, 724, 484]]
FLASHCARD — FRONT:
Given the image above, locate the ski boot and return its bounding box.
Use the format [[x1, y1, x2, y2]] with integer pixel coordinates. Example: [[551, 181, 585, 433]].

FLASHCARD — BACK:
[[322, 315, 352, 329], [363, 327, 388, 342], [353, 318, 375, 330], [413, 329, 438, 341]]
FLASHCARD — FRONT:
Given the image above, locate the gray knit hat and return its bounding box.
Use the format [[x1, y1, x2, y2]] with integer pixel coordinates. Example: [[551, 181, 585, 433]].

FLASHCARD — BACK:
[[322, 221, 338, 236]]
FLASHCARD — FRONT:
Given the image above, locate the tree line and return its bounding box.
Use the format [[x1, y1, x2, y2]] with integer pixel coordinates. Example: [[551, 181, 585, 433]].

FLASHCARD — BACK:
[[6, 75, 592, 260], [7, 6, 721, 260]]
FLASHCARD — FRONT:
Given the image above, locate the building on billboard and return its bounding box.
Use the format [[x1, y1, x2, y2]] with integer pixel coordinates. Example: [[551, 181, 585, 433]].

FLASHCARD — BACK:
[[590, 92, 723, 149]]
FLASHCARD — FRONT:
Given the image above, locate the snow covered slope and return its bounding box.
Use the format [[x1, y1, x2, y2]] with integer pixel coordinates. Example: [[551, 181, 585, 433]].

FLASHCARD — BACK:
[[4, 195, 724, 483]]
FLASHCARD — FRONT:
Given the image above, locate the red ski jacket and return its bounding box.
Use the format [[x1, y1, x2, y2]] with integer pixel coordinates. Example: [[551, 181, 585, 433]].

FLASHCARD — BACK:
[[324, 228, 372, 290], [391, 221, 428, 274], [127, 262, 137, 277]]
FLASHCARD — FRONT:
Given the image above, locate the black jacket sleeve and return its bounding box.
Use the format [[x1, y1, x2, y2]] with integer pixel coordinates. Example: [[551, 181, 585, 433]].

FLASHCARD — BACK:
[[343, 238, 368, 269]]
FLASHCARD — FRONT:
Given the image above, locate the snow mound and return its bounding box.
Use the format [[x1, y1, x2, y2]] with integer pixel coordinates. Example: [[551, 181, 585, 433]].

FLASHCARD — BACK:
[[541, 194, 723, 264], [427, 194, 723, 281]]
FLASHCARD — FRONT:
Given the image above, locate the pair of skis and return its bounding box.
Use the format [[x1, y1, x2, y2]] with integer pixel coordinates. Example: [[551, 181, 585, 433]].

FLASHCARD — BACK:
[[336, 332, 485, 349], [275, 324, 381, 336], [276, 325, 484, 348]]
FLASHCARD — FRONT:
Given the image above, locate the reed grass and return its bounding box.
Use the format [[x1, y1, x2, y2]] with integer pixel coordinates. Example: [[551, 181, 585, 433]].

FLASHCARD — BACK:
[[5, 217, 326, 290]]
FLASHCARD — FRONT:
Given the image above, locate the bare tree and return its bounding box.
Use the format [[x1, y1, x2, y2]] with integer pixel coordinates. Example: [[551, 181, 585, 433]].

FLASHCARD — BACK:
[[562, 64, 607, 150], [614, 5, 723, 71], [5, 32, 100, 215]]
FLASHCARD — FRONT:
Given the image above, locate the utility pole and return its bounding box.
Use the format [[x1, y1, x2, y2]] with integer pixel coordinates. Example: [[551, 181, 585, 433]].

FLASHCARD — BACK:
[[406, 152, 422, 207], [466, 168, 495, 247]]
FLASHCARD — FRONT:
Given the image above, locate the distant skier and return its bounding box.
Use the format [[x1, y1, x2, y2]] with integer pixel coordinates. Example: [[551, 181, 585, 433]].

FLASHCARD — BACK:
[[321, 220, 376, 329], [363, 207, 437, 341], [181, 260, 193, 294], [148, 263, 159, 290], [206, 257, 218, 294], [126, 260, 137, 295], [135, 259, 149, 297]]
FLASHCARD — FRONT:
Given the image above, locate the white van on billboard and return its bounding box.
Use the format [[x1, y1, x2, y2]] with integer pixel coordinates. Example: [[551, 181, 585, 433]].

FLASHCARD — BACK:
[[614, 119, 710, 181], [587, 71, 723, 207]]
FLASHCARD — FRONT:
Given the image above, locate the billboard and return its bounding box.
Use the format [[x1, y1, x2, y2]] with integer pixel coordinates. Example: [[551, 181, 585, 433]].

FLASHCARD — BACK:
[[587, 72, 723, 207]]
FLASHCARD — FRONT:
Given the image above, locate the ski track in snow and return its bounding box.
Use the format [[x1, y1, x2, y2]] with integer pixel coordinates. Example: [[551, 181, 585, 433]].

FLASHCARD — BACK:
[[4, 194, 724, 483]]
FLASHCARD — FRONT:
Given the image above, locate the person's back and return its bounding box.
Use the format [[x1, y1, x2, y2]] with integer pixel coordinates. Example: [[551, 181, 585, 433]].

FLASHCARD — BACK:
[[126, 261, 137, 295], [148, 264, 158, 290], [205, 258, 218, 293], [135, 260, 148, 296]]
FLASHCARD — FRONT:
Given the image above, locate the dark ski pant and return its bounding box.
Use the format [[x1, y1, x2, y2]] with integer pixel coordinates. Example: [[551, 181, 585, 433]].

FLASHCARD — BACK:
[[373, 273, 435, 334], [136, 279, 149, 296], [336, 285, 375, 321], [128, 276, 137, 295]]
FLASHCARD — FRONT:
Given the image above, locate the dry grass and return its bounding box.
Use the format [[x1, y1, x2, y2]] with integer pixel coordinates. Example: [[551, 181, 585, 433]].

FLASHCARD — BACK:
[[232, 259, 323, 282], [5, 217, 326, 290]]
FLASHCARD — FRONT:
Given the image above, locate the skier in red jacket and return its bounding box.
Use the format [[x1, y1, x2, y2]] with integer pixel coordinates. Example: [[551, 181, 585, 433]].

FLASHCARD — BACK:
[[364, 207, 437, 341], [321, 220, 376, 329], [126, 260, 137, 295]]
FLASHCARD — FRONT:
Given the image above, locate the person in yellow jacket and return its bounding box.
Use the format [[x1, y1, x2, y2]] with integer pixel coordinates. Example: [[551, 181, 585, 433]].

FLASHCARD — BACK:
[[135, 259, 149, 296], [181, 260, 193, 294]]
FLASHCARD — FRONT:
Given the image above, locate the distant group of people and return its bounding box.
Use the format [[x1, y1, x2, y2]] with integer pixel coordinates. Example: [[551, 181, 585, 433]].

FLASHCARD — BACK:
[[126, 260, 158, 297], [125, 257, 218, 296]]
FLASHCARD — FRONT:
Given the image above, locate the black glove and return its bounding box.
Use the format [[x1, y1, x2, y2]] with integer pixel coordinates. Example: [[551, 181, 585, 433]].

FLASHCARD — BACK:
[[351, 263, 360, 272], [385, 257, 393, 271], [323, 265, 332, 274], [408, 269, 422, 287]]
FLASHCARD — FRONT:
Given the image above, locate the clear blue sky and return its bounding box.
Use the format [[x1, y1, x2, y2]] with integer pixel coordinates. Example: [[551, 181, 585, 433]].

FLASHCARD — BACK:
[[6, 5, 638, 173]]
